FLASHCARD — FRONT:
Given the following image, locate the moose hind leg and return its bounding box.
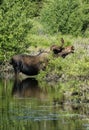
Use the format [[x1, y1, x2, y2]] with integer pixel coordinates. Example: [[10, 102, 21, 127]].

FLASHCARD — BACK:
[[13, 62, 20, 78]]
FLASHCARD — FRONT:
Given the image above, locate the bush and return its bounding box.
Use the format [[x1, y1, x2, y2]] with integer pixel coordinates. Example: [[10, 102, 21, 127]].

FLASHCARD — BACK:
[[0, 0, 41, 60], [40, 0, 89, 36]]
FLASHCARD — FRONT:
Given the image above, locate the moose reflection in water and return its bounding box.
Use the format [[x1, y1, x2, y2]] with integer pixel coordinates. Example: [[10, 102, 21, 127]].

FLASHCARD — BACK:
[[12, 78, 47, 100]]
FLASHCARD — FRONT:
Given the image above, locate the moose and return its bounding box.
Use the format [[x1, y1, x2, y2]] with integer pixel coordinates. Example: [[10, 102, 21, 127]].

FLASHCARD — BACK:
[[10, 51, 49, 77], [50, 38, 74, 58], [10, 38, 74, 77], [12, 77, 47, 99], [57, 45, 74, 58]]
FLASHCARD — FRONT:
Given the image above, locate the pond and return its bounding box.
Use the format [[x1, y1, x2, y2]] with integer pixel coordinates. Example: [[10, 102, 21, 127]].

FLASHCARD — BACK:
[[0, 77, 89, 130]]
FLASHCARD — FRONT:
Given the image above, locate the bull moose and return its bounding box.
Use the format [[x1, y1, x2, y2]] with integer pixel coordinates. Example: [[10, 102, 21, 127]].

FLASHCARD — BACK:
[[50, 38, 74, 58], [10, 51, 49, 77], [57, 45, 74, 58]]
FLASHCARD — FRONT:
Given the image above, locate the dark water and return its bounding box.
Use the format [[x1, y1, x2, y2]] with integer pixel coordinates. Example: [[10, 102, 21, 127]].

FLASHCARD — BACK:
[[0, 78, 89, 130]]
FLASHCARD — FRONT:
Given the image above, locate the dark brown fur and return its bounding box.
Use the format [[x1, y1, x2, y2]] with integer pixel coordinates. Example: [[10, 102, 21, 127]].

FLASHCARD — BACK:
[[50, 38, 74, 58], [10, 52, 49, 77], [57, 45, 74, 58]]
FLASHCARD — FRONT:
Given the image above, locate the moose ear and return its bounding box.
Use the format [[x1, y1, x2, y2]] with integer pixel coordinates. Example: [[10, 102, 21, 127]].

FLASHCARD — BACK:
[[72, 46, 74, 50]]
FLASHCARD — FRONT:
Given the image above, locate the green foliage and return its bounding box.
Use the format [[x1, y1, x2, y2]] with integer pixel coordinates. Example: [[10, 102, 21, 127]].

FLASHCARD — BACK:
[[0, 0, 41, 60], [0, 0, 89, 61], [40, 0, 89, 36]]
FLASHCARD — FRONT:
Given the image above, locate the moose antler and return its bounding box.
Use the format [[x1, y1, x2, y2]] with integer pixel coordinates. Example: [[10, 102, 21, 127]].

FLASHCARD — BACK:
[[50, 38, 65, 54], [60, 38, 64, 48]]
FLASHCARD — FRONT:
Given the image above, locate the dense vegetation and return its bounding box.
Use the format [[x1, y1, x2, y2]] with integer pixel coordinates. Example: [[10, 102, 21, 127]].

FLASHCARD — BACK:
[[41, 0, 89, 36], [0, 0, 89, 102], [0, 0, 89, 60], [0, 0, 39, 60]]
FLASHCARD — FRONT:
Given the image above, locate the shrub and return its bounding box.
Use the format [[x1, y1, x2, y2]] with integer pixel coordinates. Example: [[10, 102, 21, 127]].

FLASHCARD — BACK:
[[0, 0, 41, 60], [40, 0, 89, 36]]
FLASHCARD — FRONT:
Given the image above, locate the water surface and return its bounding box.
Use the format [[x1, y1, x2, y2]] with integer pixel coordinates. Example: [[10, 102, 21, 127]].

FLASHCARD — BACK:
[[0, 78, 89, 130]]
